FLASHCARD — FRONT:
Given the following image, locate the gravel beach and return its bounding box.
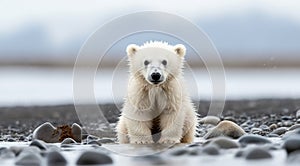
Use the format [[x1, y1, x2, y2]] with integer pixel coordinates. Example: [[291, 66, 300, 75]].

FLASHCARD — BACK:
[[1, 99, 300, 165]]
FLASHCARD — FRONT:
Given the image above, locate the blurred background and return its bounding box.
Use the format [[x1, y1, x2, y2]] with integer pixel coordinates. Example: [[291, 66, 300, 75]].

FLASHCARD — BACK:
[[0, 0, 300, 106]]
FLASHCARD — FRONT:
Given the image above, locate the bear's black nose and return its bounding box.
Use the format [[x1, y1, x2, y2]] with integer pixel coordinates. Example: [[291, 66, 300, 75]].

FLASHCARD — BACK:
[[151, 72, 161, 81]]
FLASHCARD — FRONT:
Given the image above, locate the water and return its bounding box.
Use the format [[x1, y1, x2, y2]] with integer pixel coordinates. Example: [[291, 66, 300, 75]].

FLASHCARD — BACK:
[[0, 67, 300, 106]]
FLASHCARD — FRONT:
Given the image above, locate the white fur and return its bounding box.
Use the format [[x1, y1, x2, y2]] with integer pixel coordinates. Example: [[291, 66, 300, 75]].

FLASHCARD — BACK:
[[116, 41, 197, 144]]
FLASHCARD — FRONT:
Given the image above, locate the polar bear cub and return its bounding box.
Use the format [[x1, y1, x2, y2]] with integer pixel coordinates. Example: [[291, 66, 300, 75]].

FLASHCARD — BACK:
[[116, 41, 197, 144]]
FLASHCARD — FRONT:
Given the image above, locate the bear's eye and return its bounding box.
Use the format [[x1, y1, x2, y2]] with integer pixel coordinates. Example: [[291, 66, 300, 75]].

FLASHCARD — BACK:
[[162, 60, 167, 66], [144, 60, 150, 66]]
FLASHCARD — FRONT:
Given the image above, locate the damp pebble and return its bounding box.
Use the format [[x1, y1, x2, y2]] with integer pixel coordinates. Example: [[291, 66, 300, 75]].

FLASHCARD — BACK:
[[244, 147, 272, 160], [47, 151, 67, 166], [76, 151, 113, 165], [238, 135, 271, 146], [208, 137, 240, 149], [30, 140, 47, 150], [32, 122, 59, 143], [270, 127, 287, 135]]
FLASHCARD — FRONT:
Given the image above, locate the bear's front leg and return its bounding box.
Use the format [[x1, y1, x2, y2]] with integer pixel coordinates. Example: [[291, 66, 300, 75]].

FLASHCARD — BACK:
[[158, 110, 185, 144], [126, 118, 154, 144]]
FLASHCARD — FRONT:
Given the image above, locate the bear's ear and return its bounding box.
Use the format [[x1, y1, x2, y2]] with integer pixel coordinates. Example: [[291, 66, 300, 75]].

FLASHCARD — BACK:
[[174, 44, 186, 57], [126, 44, 139, 57]]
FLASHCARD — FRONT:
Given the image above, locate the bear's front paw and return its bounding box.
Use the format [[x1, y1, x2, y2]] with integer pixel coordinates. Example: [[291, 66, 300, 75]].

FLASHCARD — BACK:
[[158, 138, 180, 144], [130, 139, 154, 144]]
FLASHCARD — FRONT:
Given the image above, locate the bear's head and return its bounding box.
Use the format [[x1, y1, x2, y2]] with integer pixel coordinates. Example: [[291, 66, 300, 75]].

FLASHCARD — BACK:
[[126, 41, 186, 85]]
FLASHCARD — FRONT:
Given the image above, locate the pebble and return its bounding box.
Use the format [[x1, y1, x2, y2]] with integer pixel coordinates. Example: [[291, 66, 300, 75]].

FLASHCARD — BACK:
[[61, 138, 77, 145], [244, 147, 272, 160], [30, 140, 47, 150], [98, 138, 115, 144], [238, 135, 271, 146], [169, 148, 189, 156], [235, 150, 244, 157], [283, 136, 300, 154], [270, 127, 287, 135], [76, 151, 113, 165], [269, 124, 277, 130], [288, 124, 300, 131], [87, 140, 102, 146], [199, 116, 220, 125], [71, 123, 82, 143], [202, 144, 220, 155], [32, 122, 60, 143], [47, 151, 67, 166], [15, 151, 42, 166], [204, 120, 246, 139], [207, 137, 240, 149]]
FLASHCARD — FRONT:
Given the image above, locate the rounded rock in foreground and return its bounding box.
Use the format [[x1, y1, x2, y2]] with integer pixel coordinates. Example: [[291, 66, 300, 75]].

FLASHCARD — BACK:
[[204, 120, 246, 139], [208, 137, 240, 149], [245, 147, 272, 160], [47, 151, 67, 166], [238, 135, 271, 146], [15, 152, 42, 166], [283, 137, 300, 154], [289, 124, 300, 131], [32, 122, 60, 143], [202, 144, 220, 155], [199, 116, 220, 126], [76, 151, 113, 165]]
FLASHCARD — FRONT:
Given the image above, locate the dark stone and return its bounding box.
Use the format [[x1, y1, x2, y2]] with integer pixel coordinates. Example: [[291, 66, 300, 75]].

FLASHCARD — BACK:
[[283, 136, 300, 154], [47, 151, 67, 166], [208, 137, 240, 149], [287, 150, 300, 163], [15, 151, 42, 166], [238, 135, 272, 146], [76, 151, 113, 165], [245, 147, 272, 160], [169, 148, 189, 156], [30, 140, 47, 150], [270, 127, 287, 135], [202, 144, 220, 155]]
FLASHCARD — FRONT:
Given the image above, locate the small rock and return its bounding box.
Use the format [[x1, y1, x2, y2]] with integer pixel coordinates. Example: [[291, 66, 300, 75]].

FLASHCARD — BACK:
[[283, 136, 300, 154], [98, 138, 115, 144], [30, 140, 47, 150], [169, 148, 189, 156], [259, 125, 270, 132], [199, 116, 220, 126], [270, 127, 287, 135], [47, 151, 67, 166], [207, 137, 240, 149], [33, 122, 60, 143], [76, 151, 113, 165], [269, 124, 277, 130], [250, 128, 262, 134], [238, 135, 272, 146], [267, 134, 279, 137], [87, 135, 99, 142], [282, 116, 292, 121], [202, 144, 220, 155], [289, 124, 300, 131], [61, 138, 77, 145], [71, 123, 82, 143], [15, 151, 42, 166], [244, 147, 272, 160], [204, 120, 246, 139]]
